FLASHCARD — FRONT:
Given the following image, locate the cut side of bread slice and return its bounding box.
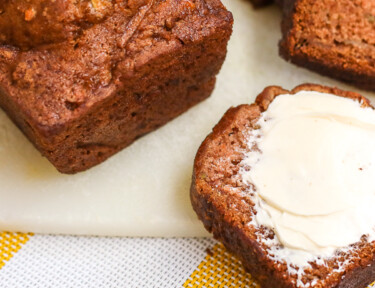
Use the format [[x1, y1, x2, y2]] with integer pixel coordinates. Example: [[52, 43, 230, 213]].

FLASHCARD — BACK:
[[191, 84, 375, 288], [279, 0, 375, 91]]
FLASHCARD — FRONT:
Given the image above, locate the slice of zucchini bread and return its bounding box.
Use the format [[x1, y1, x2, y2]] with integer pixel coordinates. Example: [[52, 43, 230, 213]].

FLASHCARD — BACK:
[[191, 84, 375, 287]]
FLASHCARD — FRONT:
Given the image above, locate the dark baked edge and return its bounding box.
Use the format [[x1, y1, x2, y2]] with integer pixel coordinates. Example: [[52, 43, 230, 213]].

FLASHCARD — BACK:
[[279, 0, 375, 91], [191, 83, 375, 288], [247, 0, 283, 8], [248, 0, 274, 8]]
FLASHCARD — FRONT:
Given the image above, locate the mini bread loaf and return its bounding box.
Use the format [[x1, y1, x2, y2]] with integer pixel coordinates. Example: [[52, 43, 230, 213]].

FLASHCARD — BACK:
[[279, 0, 375, 91], [0, 0, 233, 173], [191, 84, 375, 288]]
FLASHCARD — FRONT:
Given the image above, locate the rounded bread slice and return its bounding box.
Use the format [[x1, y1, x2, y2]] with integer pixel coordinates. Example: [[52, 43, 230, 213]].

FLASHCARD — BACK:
[[191, 83, 375, 288]]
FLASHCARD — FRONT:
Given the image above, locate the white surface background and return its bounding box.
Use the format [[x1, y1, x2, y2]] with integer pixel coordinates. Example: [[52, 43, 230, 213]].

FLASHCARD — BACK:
[[0, 0, 374, 237]]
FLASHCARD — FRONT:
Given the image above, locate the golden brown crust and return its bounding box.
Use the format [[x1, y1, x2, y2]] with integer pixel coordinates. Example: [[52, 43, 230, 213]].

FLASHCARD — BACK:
[[256, 84, 372, 111], [191, 83, 375, 288]]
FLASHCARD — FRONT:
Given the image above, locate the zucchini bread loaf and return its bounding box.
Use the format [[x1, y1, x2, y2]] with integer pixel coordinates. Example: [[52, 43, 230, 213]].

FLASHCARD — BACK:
[[191, 84, 375, 287], [0, 0, 233, 173]]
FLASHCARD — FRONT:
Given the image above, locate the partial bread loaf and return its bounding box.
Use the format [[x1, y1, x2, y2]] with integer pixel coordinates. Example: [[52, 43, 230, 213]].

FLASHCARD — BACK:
[[279, 0, 375, 91], [247, 0, 375, 91]]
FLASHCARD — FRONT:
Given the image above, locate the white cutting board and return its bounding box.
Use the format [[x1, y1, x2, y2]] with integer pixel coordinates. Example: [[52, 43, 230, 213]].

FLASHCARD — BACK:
[[1, 0, 374, 237]]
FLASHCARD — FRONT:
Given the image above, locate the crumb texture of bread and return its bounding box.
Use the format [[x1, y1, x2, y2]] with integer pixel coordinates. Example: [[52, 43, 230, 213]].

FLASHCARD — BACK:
[[0, 0, 233, 173], [280, 0, 375, 90], [191, 84, 375, 288]]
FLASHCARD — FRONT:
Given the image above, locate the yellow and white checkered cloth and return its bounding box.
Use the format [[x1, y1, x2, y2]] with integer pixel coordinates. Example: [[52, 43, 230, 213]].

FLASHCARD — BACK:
[[0, 232, 259, 288], [0, 232, 374, 288]]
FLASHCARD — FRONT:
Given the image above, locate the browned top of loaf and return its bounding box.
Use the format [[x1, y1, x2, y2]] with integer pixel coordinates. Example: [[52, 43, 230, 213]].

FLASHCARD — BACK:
[[0, 0, 232, 131], [0, 0, 116, 49], [192, 83, 375, 287], [281, 0, 375, 77]]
